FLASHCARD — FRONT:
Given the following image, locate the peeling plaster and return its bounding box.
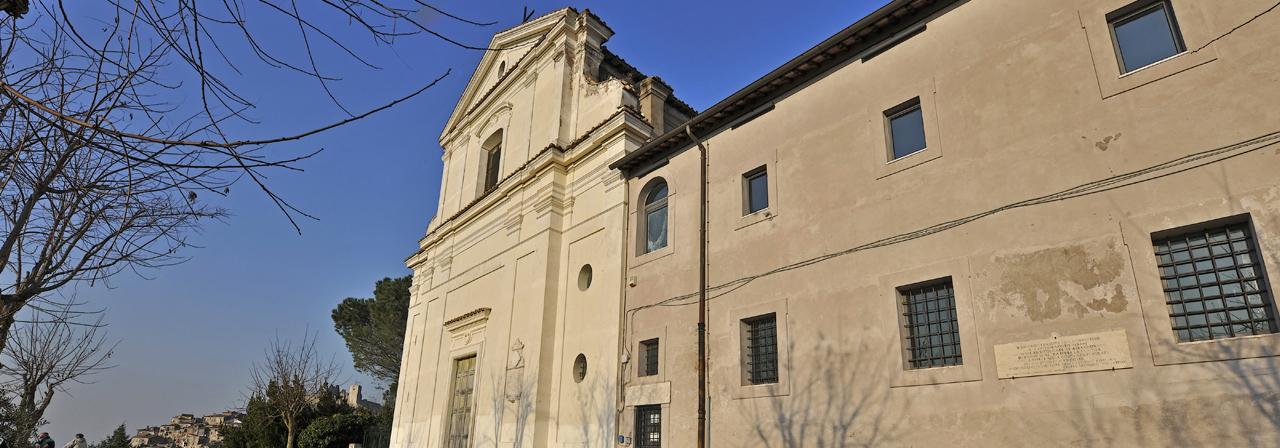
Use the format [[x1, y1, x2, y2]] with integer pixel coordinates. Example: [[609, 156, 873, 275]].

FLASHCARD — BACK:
[[989, 242, 1129, 321], [1241, 186, 1280, 261], [1095, 133, 1122, 151]]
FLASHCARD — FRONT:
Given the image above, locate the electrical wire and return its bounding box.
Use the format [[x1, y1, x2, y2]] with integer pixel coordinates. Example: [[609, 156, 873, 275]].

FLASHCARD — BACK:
[[623, 0, 1280, 323], [626, 129, 1280, 321]]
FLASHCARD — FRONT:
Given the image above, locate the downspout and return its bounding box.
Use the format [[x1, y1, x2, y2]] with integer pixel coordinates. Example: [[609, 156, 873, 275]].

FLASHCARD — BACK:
[[616, 167, 631, 445], [685, 125, 709, 448]]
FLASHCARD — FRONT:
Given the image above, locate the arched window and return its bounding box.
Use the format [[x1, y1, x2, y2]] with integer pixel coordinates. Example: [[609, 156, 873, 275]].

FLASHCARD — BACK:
[[481, 130, 503, 194], [640, 179, 669, 253], [497, 61, 507, 77]]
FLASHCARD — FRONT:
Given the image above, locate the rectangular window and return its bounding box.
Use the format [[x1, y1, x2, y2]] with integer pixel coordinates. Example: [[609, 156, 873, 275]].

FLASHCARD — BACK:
[[635, 405, 662, 448], [1154, 221, 1277, 343], [900, 280, 963, 369], [1109, 0, 1185, 73], [639, 338, 660, 377], [483, 146, 502, 192], [886, 98, 926, 160], [743, 167, 769, 215], [743, 313, 779, 385], [446, 355, 477, 448]]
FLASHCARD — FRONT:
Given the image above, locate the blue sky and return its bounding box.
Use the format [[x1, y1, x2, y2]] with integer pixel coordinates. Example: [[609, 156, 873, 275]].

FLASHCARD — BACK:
[[43, 0, 888, 441]]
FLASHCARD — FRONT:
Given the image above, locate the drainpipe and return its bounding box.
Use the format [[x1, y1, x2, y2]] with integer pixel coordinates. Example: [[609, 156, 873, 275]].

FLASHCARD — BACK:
[[685, 125, 709, 448], [616, 167, 632, 445]]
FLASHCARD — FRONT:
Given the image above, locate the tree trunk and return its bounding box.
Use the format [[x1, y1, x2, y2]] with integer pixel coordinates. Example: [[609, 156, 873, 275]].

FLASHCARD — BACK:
[[0, 299, 21, 358], [285, 417, 295, 448]]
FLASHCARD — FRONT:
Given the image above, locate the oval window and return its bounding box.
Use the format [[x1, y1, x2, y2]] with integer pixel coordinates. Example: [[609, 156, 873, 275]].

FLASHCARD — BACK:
[[578, 264, 593, 291], [573, 354, 587, 383]]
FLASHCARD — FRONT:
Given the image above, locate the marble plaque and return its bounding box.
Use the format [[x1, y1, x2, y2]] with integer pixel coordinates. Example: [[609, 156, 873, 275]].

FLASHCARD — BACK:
[[995, 329, 1132, 379]]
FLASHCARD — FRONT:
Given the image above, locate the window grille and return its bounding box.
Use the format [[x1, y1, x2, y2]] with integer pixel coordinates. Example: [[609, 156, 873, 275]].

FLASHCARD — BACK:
[[635, 405, 662, 448], [639, 339, 659, 377], [744, 313, 779, 384], [900, 280, 963, 369], [1154, 222, 1277, 342]]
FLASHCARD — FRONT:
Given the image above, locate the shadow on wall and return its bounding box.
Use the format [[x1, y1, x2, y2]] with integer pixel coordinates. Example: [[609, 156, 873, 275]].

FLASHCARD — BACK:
[[739, 335, 909, 448], [476, 364, 615, 447], [573, 368, 618, 448], [1064, 343, 1280, 448], [480, 369, 535, 447]]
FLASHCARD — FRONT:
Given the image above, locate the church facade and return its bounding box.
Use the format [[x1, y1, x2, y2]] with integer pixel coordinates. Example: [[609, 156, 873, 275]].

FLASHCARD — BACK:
[[389, 8, 690, 448], [395, 1, 1280, 446]]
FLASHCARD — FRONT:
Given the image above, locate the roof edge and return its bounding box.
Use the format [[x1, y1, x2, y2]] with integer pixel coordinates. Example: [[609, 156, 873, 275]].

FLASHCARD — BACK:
[[610, 0, 959, 176]]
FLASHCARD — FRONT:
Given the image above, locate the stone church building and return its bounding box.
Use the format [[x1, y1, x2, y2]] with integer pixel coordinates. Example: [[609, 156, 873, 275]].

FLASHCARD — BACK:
[[393, 1, 1280, 446]]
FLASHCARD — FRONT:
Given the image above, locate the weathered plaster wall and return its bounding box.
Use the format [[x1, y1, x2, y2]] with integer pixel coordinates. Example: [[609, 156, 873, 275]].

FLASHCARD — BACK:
[[622, 0, 1280, 446]]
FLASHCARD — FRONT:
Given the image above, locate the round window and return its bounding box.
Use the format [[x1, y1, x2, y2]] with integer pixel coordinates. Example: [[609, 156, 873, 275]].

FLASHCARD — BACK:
[[578, 264, 593, 291], [573, 353, 587, 383]]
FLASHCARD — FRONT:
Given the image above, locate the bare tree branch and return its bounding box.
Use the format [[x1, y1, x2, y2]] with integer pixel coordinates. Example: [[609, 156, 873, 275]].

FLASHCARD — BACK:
[[247, 331, 341, 448], [0, 302, 116, 443]]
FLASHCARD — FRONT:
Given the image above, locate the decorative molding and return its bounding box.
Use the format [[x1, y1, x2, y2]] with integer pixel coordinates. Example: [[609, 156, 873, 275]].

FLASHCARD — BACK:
[[476, 103, 514, 138], [503, 211, 523, 236], [600, 168, 623, 190], [445, 307, 491, 329], [531, 188, 568, 217], [440, 9, 576, 144], [445, 307, 491, 348], [507, 339, 526, 370], [412, 107, 648, 258], [417, 267, 435, 288]]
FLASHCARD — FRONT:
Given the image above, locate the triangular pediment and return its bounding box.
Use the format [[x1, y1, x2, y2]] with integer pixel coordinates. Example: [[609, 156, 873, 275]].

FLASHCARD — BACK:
[[439, 8, 578, 145]]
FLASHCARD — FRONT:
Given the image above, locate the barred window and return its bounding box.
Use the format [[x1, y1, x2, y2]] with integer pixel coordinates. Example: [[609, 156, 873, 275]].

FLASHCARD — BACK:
[[900, 280, 963, 369], [639, 338, 659, 377], [635, 405, 661, 448], [1154, 221, 1277, 342], [743, 313, 779, 385]]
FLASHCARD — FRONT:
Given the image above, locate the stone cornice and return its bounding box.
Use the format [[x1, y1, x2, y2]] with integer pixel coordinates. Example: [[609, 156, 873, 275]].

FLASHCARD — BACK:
[[408, 106, 651, 266], [444, 307, 491, 331]]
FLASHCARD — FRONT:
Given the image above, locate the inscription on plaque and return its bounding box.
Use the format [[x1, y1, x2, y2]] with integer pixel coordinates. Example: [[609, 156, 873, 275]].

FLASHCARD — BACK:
[[995, 329, 1132, 379]]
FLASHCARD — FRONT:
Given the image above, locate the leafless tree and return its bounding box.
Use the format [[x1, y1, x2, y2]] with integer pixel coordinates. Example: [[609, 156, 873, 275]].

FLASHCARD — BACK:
[[0, 0, 502, 356], [248, 331, 341, 448], [0, 302, 116, 443]]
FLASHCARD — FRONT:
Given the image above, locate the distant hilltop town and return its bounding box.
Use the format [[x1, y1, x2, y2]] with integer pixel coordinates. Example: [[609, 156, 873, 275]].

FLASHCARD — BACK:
[[128, 384, 378, 448], [335, 384, 383, 412], [128, 412, 243, 448]]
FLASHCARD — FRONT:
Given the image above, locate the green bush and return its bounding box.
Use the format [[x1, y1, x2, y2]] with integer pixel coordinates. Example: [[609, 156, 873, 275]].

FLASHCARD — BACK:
[[298, 413, 377, 448]]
